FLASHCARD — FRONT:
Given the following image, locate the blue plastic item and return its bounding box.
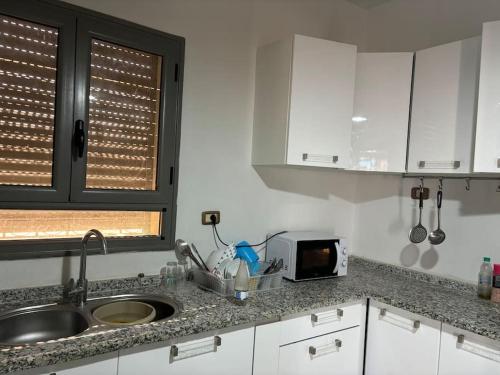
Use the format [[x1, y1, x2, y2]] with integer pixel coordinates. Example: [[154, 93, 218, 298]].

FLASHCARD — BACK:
[[235, 241, 260, 275]]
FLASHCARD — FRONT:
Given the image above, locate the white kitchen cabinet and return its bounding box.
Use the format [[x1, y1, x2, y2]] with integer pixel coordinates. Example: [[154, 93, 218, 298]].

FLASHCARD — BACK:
[[474, 21, 500, 173], [365, 302, 441, 375], [438, 324, 500, 375], [278, 326, 362, 375], [15, 353, 118, 375], [279, 302, 364, 346], [407, 37, 481, 174], [117, 328, 254, 375], [253, 322, 281, 375], [252, 34, 357, 169], [350, 52, 414, 172]]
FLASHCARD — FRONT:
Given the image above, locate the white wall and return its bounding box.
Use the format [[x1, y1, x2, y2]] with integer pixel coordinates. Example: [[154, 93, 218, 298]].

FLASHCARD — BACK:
[[351, 0, 500, 283], [366, 0, 500, 52], [0, 0, 367, 289]]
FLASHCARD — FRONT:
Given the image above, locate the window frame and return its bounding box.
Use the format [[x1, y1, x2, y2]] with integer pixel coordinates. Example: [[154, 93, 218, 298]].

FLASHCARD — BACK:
[[0, 0, 76, 202], [0, 0, 184, 259]]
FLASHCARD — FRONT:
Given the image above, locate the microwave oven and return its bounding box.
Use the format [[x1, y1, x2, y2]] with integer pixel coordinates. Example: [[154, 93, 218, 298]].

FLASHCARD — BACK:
[[265, 231, 347, 281]]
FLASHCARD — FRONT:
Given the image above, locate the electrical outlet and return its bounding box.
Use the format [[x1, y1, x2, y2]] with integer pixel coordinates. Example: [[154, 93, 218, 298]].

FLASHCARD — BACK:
[[202, 211, 220, 225]]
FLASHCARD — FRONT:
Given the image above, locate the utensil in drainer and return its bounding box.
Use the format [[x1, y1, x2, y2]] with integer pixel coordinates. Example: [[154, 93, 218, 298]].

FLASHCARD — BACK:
[[409, 185, 427, 243], [428, 187, 446, 245]]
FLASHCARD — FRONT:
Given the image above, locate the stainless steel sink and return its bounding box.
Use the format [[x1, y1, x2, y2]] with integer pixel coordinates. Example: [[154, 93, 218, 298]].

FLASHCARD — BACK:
[[0, 294, 181, 346], [0, 306, 89, 345]]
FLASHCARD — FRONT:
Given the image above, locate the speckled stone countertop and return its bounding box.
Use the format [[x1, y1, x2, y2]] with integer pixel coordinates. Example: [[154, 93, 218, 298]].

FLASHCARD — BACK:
[[1, 257, 499, 374]]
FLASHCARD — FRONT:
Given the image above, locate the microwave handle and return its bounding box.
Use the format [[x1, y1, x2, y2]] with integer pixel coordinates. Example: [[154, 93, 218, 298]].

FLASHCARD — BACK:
[[333, 241, 341, 273]]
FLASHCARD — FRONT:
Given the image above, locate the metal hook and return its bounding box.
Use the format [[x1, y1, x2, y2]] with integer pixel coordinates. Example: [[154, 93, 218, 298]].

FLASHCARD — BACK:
[[419, 177, 424, 191], [438, 178, 443, 192], [465, 178, 471, 191]]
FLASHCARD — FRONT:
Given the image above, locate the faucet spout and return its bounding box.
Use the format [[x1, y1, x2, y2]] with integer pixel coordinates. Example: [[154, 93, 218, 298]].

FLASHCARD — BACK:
[[75, 229, 108, 307]]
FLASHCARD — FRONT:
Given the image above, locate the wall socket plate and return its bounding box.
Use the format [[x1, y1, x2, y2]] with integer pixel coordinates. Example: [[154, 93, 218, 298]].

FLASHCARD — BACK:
[[202, 211, 220, 225]]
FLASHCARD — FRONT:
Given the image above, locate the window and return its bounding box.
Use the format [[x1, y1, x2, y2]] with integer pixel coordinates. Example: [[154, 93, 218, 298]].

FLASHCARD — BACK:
[[0, 1, 184, 259]]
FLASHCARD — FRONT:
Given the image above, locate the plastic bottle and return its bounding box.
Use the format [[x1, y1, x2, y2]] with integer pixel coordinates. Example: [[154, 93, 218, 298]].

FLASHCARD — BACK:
[[491, 264, 500, 303], [234, 259, 250, 301], [478, 257, 493, 299]]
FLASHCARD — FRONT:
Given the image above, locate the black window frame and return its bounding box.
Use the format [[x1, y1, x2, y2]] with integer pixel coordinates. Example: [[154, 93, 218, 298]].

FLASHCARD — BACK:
[[0, 0, 184, 259]]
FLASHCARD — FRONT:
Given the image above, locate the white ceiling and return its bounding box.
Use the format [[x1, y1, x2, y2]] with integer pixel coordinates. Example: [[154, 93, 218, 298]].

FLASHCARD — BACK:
[[345, 0, 394, 9]]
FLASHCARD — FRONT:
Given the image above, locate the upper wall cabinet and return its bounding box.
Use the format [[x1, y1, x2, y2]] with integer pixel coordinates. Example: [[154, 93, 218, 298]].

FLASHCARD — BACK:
[[349, 52, 413, 173], [474, 21, 500, 173], [407, 37, 481, 174], [252, 35, 357, 169]]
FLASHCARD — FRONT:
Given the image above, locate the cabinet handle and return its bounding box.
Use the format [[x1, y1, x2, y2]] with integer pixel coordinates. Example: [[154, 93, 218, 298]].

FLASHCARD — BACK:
[[311, 309, 343, 325], [497, 158, 500, 168], [170, 336, 221, 363], [302, 153, 339, 163], [379, 308, 421, 330], [418, 160, 460, 169], [74, 119, 86, 158], [309, 339, 342, 358], [456, 334, 500, 363]]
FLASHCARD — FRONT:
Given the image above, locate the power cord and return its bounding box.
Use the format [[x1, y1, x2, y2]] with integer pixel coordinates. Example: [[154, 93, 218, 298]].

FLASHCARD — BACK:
[[209, 215, 287, 249]]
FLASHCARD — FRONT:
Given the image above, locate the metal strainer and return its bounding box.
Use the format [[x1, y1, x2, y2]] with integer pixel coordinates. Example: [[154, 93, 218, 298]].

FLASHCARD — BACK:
[[409, 185, 427, 243]]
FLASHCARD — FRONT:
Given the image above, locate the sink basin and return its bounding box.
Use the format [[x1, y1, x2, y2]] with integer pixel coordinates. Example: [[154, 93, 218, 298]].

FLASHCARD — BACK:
[[87, 294, 180, 323], [0, 294, 180, 346], [0, 307, 89, 345]]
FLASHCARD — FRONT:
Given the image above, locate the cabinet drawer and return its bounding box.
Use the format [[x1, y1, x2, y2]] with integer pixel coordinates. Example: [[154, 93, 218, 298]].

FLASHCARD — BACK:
[[118, 328, 254, 375], [278, 326, 362, 375], [439, 324, 500, 375], [279, 303, 363, 345]]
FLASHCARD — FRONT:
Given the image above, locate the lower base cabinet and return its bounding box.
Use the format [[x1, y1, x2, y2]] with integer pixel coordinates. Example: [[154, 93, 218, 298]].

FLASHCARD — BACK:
[[278, 326, 362, 375], [13, 353, 119, 375], [365, 302, 441, 375], [117, 327, 254, 375], [438, 324, 500, 375]]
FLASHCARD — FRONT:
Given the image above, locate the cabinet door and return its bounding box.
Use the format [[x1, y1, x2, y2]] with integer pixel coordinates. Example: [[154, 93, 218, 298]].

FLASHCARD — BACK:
[[407, 37, 481, 174], [253, 322, 281, 375], [45, 357, 117, 375], [287, 35, 356, 169], [0, 0, 75, 202], [365, 304, 441, 375], [438, 324, 500, 375], [118, 328, 254, 375], [14, 353, 118, 375], [71, 15, 183, 204], [278, 326, 362, 375], [350, 53, 413, 172], [474, 21, 500, 173]]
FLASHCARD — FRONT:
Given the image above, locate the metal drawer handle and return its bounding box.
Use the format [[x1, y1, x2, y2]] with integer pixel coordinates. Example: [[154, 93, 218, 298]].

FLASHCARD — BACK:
[[418, 160, 460, 169], [379, 308, 421, 330], [302, 153, 339, 163], [457, 334, 500, 363], [170, 336, 221, 362], [309, 339, 342, 358], [497, 158, 500, 168], [311, 309, 343, 324]]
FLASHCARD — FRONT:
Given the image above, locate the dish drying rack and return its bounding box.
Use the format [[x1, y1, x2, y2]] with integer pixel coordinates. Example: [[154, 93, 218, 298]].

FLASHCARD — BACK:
[[192, 261, 284, 296]]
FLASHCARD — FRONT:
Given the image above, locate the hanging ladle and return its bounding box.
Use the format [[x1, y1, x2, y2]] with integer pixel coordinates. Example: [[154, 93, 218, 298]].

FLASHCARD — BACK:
[[428, 186, 446, 245]]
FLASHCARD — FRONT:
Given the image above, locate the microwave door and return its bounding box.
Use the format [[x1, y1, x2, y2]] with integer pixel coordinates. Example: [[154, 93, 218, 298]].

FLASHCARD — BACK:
[[295, 240, 338, 280]]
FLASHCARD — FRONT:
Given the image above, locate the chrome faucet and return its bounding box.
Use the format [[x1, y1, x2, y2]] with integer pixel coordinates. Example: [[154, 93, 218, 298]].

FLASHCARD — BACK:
[[64, 229, 108, 307]]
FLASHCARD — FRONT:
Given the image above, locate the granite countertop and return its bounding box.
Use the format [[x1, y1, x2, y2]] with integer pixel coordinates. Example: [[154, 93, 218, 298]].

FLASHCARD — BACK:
[[1, 257, 499, 374]]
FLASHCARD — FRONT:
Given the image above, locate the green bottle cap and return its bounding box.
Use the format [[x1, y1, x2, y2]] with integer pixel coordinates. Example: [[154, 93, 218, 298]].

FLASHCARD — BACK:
[[483, 257, 491, 262]]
